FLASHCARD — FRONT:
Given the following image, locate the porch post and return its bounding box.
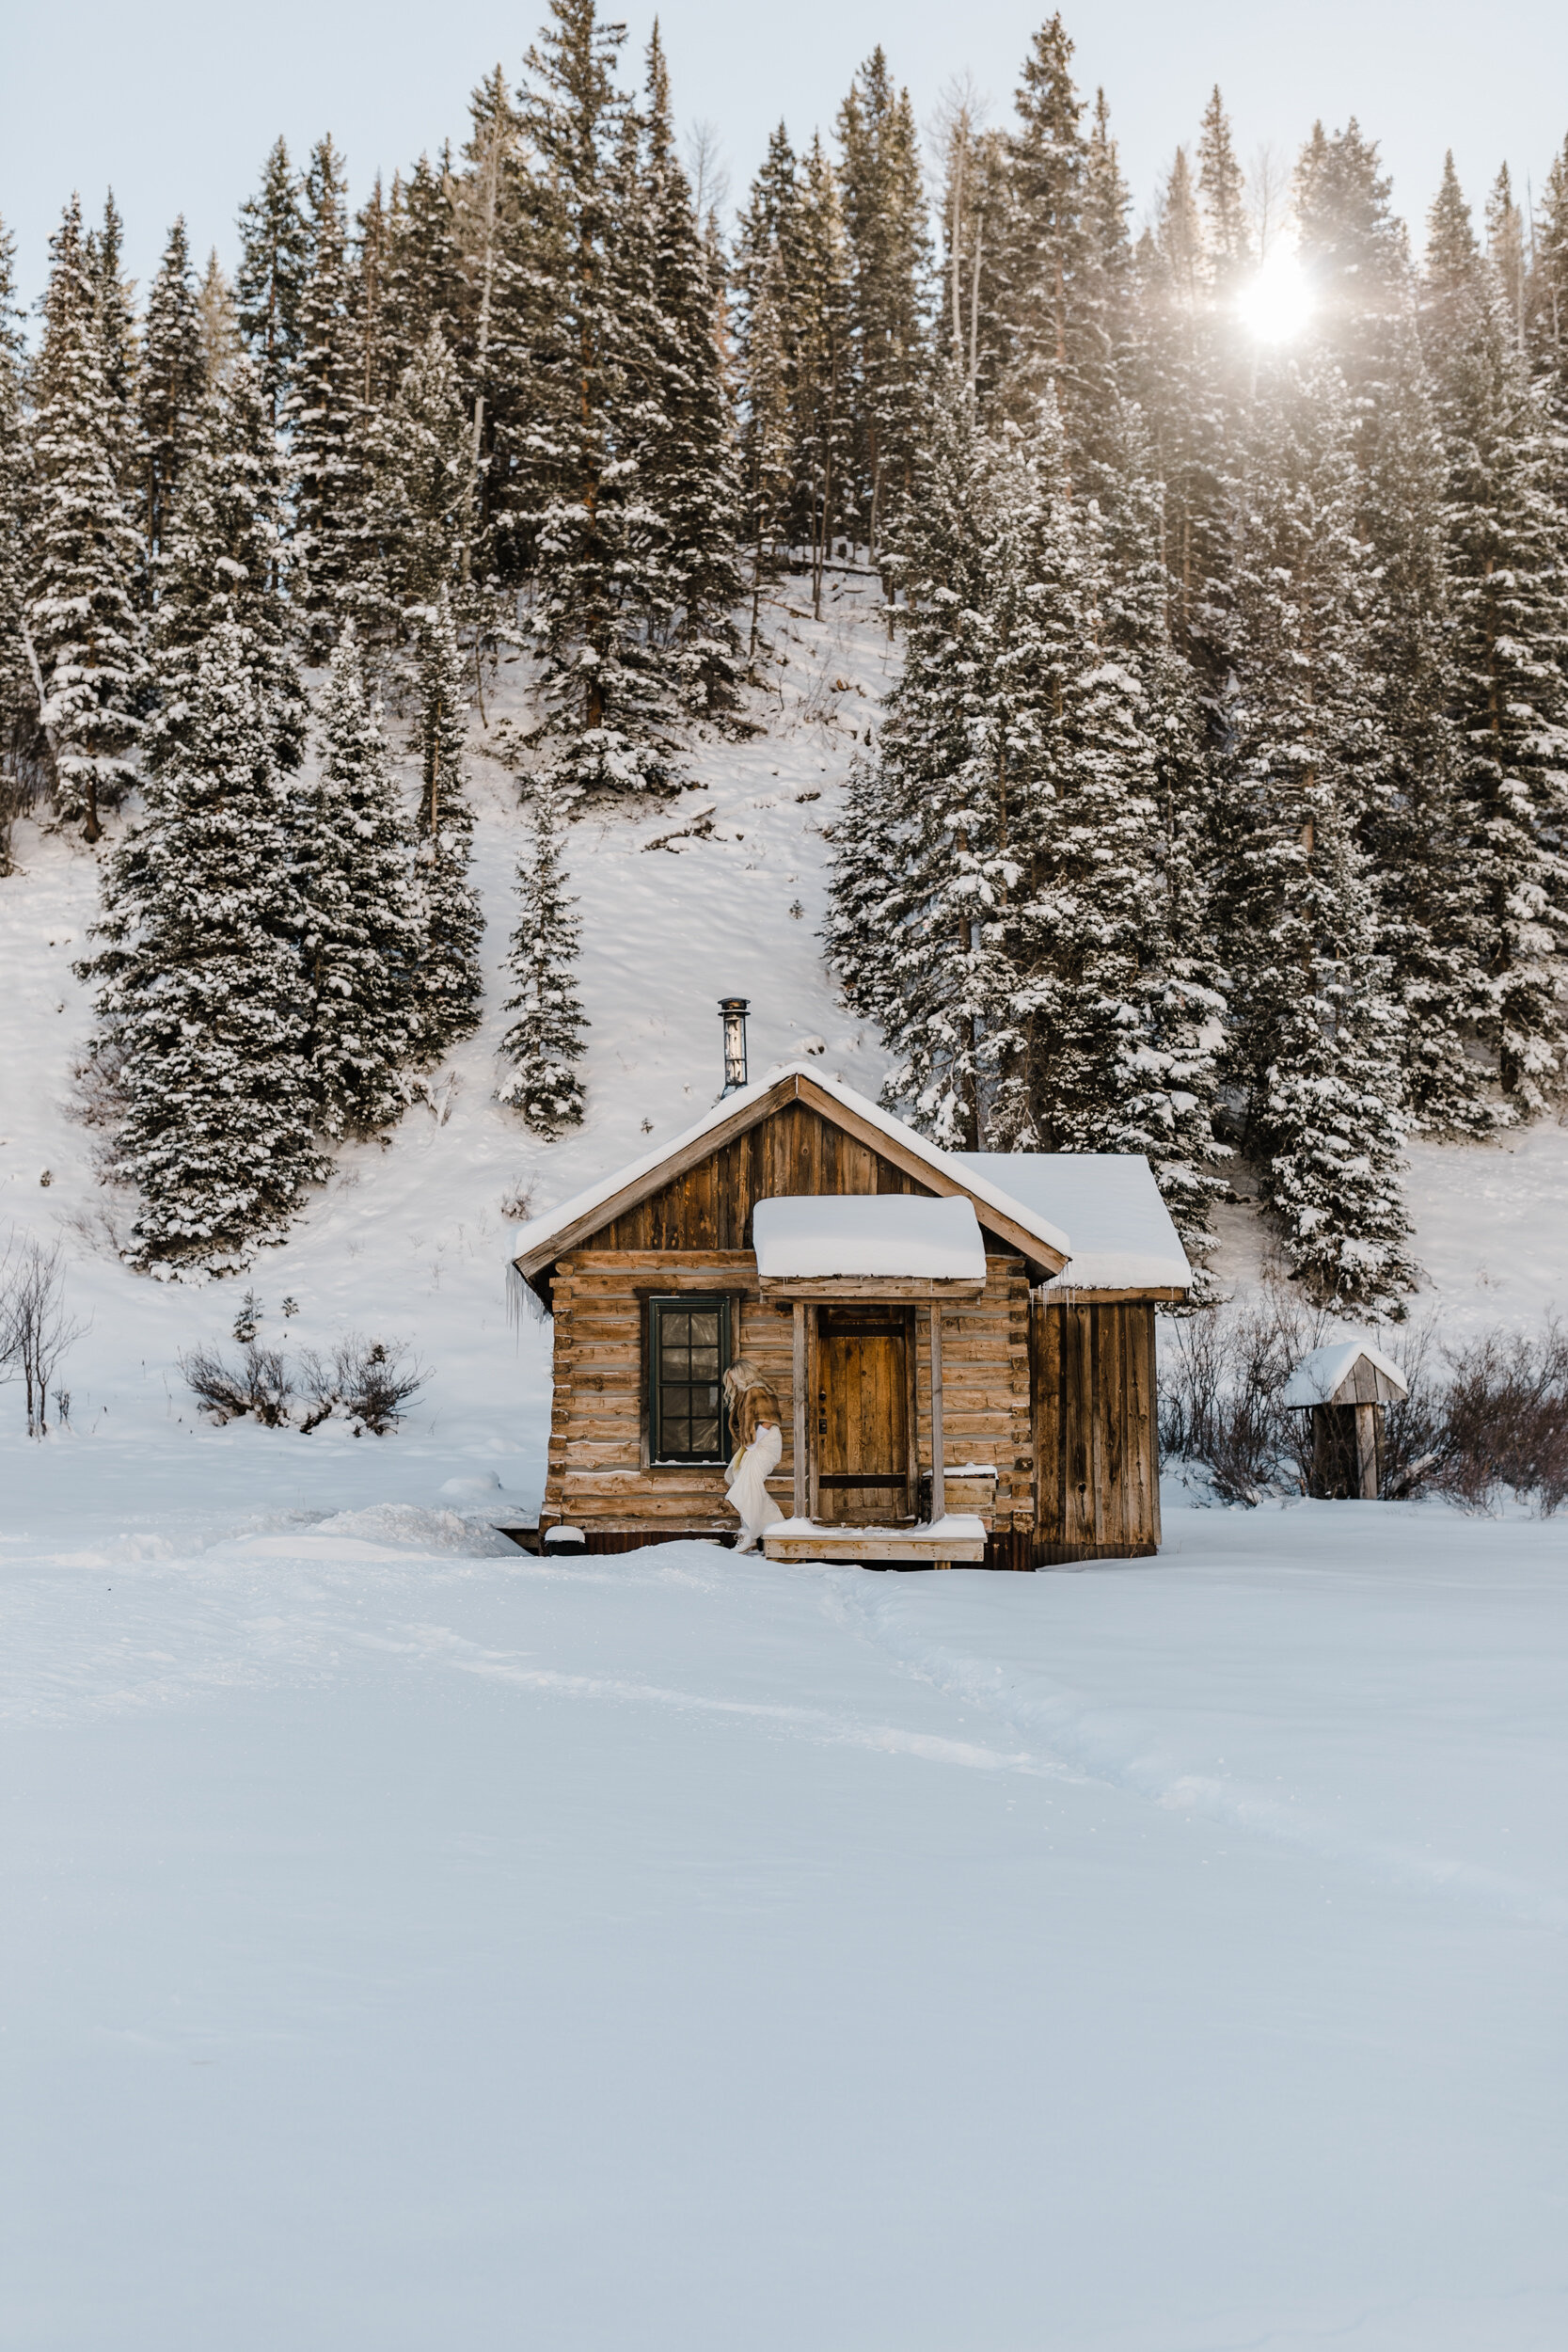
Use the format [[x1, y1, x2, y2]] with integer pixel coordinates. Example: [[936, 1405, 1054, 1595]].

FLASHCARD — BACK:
[[792, 1301, 809, 1519], [928, 1301, 946, 1524]]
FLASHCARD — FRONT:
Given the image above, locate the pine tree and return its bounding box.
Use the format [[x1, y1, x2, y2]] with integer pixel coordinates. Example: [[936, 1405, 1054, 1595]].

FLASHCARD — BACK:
[[24, 194, 147, 841], [84, 621, 323, 1271], [636, 25, 743, 717], [836, 48, 930, 564], [359, 326, 470, 639], [145, 355, 306, 775], [1196, 86, 1250, 291], [0, 211, 31, 848], [196, 248, 244, 386], [1421, 155, 1568, 1111], [792, 135, 856, 616], [287, 136, 362, 661], [1220, 357, 1416, 1311], [86, 192, 139, 487], [413, 592, 484, 1051], [138, 217, 205, 591], [521, 0, 677, 793], [236, 139, 309, 430], [303, 626, 421, 1135], [498, 782, 588, 1133], [1293, 121, 1490, 1132]]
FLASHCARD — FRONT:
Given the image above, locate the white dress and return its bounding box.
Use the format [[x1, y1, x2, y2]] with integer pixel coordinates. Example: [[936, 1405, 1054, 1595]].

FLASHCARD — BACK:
[[726, 1421, 784, 1548]]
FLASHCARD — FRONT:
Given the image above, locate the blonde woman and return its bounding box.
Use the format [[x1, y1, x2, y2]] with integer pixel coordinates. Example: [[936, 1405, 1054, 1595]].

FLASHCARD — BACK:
[[721, 1359, 784, 1553]]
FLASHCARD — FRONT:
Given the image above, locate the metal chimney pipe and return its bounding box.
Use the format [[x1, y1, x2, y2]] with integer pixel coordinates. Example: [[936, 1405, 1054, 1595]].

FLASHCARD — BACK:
[[719, 997, 750, 1095]]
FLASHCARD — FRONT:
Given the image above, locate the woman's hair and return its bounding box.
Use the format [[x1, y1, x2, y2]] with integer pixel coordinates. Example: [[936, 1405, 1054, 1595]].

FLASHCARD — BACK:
[[735, 1381, 782, 1446], [723, 1359, 780, 1445]]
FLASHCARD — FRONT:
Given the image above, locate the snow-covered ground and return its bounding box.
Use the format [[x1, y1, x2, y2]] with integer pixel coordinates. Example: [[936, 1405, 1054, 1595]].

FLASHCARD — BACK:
[[3, 1505, 1565, 2349], [3, 583, 1567, 2345]]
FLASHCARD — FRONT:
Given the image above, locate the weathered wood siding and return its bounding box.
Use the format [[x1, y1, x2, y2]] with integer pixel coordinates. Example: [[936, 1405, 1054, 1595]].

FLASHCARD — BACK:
[[539, 1097, 1051, 1548], [1030, 1298, 1160, 1562], [596, 1101, 921, 1251], [543, 1249, 1034, 1538]]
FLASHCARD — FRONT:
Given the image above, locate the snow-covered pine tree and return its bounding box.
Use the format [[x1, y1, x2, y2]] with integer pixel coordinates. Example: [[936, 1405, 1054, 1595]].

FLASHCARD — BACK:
[[83, 620, 323, 1272], [520, 0, 676, 794], [635, 25, 743, 719], [303, 625, 421, 1135], [359, 326, 470, 642], [1293, 121, 1490, 1134], [24, 194, 147, 841], [734, 122, 803, 625], [137, 217, 205, 595], [792, 135, 856, 617], [412, 591, 484, 1051], [498, 781, 588, 1133], [836, 48, 930, 566], [1196, 85, 1251, 293], [287, 137, 363, 663], [829, 372, 1005, 1148], [145, 354, 306, 775], [1220, 356, 1416, 1312], [196, 248, 243, 386], [236, 139, 309, 431], [380, 154, 466, 388], [0, 211, 32, 853], [85, 192, 139, 492], [1421, 154, 1568, 1111]]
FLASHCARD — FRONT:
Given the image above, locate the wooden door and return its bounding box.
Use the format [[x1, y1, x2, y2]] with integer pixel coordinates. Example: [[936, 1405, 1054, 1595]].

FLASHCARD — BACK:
[[816, 1307, 913, 1526]]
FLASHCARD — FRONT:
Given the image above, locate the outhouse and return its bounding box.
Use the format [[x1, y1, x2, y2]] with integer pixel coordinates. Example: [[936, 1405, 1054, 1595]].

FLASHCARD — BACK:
[[1282, 1341, 1410, 1499]]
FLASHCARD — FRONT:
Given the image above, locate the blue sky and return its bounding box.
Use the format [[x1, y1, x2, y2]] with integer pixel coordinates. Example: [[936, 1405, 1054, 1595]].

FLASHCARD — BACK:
[[6, 0, 1566, 314]]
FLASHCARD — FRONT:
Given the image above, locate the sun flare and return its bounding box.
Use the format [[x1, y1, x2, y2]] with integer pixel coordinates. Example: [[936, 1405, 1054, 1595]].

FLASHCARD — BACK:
[[1238, 246, 1314, 344]]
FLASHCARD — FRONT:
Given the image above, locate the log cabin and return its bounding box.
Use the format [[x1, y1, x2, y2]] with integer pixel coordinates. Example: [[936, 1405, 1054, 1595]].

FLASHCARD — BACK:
[[510, 1060, 1192, 1568]]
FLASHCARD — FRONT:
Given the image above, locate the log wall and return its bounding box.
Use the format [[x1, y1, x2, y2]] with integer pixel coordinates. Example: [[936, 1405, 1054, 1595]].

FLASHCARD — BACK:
[[1030, 1297, 1161, 1563], [542, 1248, 1033, 1539]]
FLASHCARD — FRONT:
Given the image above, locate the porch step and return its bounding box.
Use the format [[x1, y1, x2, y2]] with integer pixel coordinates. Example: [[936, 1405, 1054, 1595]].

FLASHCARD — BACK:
[[763, 1514, 987, 1565]]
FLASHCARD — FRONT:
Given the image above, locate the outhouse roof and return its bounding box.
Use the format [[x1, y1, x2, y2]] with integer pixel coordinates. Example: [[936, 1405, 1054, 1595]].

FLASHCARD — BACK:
[[752, 1192, 987, 1282], [955, 1152, 1192, 1295], [1280, 1341, 1409, 1409]]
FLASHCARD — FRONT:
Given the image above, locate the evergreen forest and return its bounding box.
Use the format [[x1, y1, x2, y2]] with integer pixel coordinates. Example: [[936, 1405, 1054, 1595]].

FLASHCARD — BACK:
[[2, 1, 1566, 1309]]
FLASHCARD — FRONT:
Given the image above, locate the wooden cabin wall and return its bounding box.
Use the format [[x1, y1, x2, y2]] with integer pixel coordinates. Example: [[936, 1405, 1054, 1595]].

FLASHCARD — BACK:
[[1030, 1298, 1160, 1563], [911, 1258, 1035, 1532], [543, 1248, 1033, 1541], [596, 1101, 925, 1252]]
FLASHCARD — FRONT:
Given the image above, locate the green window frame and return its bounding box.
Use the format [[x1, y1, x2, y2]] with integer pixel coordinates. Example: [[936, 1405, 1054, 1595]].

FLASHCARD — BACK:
[[648, 1295, 731, 1465]]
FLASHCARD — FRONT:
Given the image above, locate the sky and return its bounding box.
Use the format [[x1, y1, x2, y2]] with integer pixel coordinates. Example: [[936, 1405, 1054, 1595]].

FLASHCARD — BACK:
[[4, 0, 1566, 317]]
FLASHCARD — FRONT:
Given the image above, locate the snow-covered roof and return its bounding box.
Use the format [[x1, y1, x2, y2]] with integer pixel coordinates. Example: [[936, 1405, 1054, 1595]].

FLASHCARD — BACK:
[[955, 1152, 1192, 1295], [752, 1193, 986, 1282], [511, 1064, 1071, 1295], [1281, 1342, 1409, 1409]]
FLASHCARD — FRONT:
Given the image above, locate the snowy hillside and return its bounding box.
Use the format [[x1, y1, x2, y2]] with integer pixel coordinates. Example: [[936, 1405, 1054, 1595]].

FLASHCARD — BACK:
[[4, 575, 1568, 1533], [0, 580, 900, 1522]]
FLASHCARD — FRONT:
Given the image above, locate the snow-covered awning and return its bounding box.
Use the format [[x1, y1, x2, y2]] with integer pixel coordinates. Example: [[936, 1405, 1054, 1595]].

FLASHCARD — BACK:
[[752, 1193, 987, 1289], [1281, 1342, 1408, 1409], [955, 1152, 1192, 1296]]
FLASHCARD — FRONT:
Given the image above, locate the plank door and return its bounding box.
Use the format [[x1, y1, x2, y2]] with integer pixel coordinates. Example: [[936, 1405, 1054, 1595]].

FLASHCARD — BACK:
[[816, 1307, 913, 1526]]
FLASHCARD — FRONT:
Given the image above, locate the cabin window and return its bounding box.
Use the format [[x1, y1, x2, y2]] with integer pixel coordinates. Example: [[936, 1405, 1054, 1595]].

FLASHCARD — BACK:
[[647, 1295, 731, 1465]]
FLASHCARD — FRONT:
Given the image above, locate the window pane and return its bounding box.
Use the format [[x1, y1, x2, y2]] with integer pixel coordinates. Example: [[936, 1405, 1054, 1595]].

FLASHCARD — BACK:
[[689, 1313, 718, 1347], [689, 1349, 719, 1379], [691, 1418, 719, 1454]]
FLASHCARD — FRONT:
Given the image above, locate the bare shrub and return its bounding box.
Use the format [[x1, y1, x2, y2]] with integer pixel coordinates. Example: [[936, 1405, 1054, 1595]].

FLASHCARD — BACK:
[[180, 1341, 295, 1427], [0, 1232, 88, 1437], [183, 1332, 424, 1437], [1158, 1287, 1332, 1503], [303, 1335, 426, 1436], [1432, 1321, 1568, 1516]]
